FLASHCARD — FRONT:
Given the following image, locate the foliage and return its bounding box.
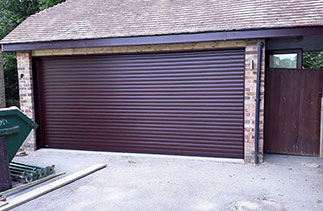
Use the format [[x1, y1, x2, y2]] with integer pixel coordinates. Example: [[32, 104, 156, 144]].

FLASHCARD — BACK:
[[3, 52, 18, 101], [0, 0, 66, 102], [303, 51, 323, 69], [0, 0, 40, 40], [38, 0, 66, 10], [0, 0, 40, 101], [280, 57, 297, 68]]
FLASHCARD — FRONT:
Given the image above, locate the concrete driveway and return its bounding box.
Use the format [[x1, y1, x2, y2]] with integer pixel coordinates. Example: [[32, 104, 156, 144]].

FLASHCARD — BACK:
[[7, 149, 323, 211]]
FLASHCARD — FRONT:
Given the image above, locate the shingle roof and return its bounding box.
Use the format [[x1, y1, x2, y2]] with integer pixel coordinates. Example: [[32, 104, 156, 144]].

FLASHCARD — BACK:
[[1, 0, 323, 44]]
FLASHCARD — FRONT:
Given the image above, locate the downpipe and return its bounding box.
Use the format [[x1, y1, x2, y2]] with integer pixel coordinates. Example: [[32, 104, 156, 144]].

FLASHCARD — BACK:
[[255, 42, 264, 164]]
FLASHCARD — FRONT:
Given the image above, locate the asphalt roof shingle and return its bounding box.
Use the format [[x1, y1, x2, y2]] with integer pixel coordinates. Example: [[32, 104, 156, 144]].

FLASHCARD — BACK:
[[1, 0, 323, 44]]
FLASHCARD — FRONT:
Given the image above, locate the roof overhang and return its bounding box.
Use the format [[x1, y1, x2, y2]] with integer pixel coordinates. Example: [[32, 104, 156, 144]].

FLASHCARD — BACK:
[[2, 26, 323, 52]]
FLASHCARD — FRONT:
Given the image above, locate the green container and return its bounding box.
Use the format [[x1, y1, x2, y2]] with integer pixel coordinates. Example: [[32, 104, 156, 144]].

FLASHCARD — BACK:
[[0, 107, 38, 163]]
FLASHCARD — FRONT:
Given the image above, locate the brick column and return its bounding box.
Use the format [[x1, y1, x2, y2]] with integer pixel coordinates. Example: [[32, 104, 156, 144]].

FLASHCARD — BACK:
[[0, 51, 6, 108], [244, 40, 265, 163], [17, 51, 36, 150]]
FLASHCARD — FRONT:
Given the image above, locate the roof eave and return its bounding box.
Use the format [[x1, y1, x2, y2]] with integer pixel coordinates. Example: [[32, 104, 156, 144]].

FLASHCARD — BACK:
[[2, 26, 323, 52]]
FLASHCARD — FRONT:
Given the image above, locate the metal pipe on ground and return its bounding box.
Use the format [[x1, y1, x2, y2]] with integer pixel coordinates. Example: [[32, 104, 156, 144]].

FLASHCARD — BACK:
[[11, 162, 44, 170], [9, 163, 38, 171]]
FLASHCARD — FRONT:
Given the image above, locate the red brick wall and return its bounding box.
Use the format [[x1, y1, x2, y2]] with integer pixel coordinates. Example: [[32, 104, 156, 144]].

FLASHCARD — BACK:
[[244, 41, 265, 163], [17, 51, 36, 150]]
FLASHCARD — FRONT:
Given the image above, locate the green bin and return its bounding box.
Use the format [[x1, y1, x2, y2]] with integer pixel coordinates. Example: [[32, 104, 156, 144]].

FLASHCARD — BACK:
[[0, 106, 38, 163], [0, 107, 38, 191]]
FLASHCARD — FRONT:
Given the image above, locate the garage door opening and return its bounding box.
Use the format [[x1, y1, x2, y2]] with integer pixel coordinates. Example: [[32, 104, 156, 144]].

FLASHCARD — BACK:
[[33, 49, 245, 158]]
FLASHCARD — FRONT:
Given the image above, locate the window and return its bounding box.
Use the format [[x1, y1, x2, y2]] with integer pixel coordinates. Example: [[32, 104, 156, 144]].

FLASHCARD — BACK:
[[269, 53, 297, 68], [268, 50, 302, 69]]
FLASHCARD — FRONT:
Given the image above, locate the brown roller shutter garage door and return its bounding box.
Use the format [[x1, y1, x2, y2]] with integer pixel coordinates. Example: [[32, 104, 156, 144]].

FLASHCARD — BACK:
[[35, 49, 245, 158]]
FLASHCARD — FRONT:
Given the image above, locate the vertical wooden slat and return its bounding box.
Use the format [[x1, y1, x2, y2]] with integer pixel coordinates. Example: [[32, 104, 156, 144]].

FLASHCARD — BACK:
[[265, 68, 321, 156]]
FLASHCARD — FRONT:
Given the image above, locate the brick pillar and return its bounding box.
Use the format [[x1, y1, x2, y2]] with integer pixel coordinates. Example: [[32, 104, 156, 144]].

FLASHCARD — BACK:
[[244, 40, 265, 163], [0, 51, 6, 108], [17, 51, 36, 150]]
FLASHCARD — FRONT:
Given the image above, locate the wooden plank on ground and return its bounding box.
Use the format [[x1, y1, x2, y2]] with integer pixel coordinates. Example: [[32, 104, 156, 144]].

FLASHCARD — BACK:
[[0, 172, 65, 197], [0, 164, 106, 211], [0, 201, 8, 208]]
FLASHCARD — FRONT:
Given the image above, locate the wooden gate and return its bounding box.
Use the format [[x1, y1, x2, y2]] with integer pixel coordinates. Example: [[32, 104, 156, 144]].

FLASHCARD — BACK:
[[265, 68, 322, 156]]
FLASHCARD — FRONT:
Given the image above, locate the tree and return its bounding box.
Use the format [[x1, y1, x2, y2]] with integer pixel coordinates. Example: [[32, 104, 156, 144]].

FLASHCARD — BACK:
[[0, 1, 40, 40], [0, 0, 66, 104], [38, 0, 65, 10], [303, 51, 323, 69], [0, 0, 40, 103]]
